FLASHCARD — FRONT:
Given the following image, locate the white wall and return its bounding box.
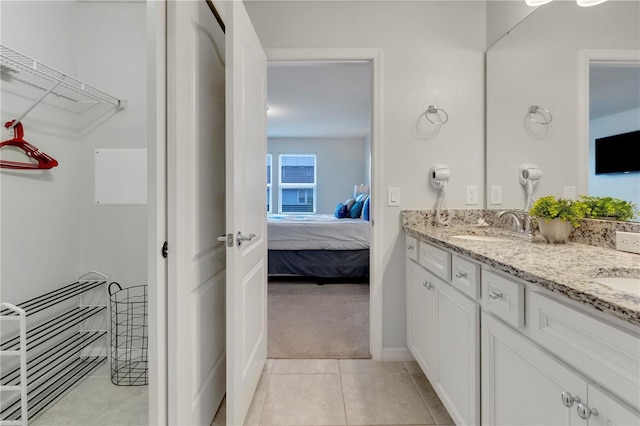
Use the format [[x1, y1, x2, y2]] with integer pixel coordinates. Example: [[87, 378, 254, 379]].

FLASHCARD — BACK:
[[589, 108, 640, 206], [76, 1, 148, 286], [0, 1, 147, 305], [246, 0, 486, 352], [486, 1, 640, 209], [268, 137, 366, 214], [1, 1, 80, 303]]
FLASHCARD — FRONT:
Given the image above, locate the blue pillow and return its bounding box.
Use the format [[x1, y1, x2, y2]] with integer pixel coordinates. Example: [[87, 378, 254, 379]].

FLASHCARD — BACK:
[[363, 197, 370, 221], [335, 203, 348, 218], [350, 200, 364, 218]]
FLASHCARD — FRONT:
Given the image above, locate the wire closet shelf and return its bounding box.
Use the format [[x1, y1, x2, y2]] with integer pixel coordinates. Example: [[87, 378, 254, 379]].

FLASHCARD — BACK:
[[0, 44, 126, 116]]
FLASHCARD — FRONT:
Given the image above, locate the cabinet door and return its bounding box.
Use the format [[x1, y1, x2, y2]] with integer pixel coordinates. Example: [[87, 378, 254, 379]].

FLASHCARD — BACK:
[[587, 385, 640, 426], [482, 312, 588, 426], [406, 259, 437, 380], [436, 279, 480, 426]]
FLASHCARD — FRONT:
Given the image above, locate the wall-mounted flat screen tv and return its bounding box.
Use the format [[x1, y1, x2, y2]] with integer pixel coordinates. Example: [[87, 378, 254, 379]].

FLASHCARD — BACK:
[[595, 129, 640, 175]]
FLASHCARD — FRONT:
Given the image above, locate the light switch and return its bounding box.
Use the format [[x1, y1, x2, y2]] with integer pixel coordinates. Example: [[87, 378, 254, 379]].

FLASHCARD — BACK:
[[388, 187, 400, 207]]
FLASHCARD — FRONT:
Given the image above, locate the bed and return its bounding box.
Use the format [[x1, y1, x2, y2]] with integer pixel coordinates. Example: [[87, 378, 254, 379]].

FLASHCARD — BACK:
[[267, 214, 370, 279]]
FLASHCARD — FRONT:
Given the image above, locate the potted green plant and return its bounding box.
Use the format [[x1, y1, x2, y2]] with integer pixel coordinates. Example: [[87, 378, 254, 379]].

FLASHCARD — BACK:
[[579, 196, 638, 222], [529, 196, 589, 243]]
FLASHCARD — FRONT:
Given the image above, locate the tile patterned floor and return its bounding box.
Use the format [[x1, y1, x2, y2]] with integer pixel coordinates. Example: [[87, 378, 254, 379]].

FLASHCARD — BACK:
[[213, 359, 454, 426]]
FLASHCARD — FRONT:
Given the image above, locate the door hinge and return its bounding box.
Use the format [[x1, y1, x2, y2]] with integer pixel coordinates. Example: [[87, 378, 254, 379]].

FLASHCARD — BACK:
[[161, 241, 168, 258]]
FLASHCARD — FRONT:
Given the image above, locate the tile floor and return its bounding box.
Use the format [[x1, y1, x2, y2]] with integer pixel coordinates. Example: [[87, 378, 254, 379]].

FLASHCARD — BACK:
[[28, 358, 451, 426], [213, 359, 454, 426]]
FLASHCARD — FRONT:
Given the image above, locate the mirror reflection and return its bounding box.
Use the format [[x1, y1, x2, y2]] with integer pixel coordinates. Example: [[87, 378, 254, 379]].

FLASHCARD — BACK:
[[486, 0, 640, 220]]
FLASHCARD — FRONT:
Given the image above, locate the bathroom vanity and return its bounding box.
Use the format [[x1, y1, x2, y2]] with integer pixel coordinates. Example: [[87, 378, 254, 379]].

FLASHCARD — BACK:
[[403, 212, 640, 426]]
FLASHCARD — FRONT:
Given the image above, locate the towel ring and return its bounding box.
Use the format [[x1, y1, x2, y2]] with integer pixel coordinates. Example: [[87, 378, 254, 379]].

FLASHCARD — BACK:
[[528, 105, 553, 125], [423, 105, 449, 125]]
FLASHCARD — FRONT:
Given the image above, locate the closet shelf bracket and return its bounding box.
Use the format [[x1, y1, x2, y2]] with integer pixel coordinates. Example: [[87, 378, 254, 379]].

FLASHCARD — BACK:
[[1, 44, 126, 124]]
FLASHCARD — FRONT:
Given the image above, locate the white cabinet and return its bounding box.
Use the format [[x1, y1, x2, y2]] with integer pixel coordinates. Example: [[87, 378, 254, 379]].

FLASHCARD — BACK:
[[482, 312, 588, 426], [587, 384, 640, 426], [405, 232, 640, 426], [528, 292, 640, 409], [482, 311, 640, 426], [436, 279, 480, 426], [406, 258, 438, 380], [406, 238, 480, 426]]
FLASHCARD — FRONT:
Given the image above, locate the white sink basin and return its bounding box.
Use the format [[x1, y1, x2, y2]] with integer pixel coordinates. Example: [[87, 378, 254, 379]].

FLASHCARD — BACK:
[[593, 277, 640, 297], [450, 235, 511, 243]]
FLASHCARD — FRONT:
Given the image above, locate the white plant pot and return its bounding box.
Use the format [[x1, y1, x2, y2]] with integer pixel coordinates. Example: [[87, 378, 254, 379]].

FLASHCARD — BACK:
[[538, 218, 573, 243]]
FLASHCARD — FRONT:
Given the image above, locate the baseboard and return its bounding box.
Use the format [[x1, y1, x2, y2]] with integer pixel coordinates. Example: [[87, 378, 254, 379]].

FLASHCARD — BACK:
[[382, 346, 415, 362]]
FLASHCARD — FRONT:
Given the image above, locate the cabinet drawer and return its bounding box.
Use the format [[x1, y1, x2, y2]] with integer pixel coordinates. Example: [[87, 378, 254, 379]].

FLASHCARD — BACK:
[[452, 255, 480, 300], [482, 269, 524, 328], [419, 241, 451, 281], [528, 292, 640, 410], [406, 235, 418, 262]]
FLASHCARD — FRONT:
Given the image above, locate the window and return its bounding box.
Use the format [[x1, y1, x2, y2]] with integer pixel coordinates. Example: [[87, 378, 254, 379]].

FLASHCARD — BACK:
[[279, 154, 316, 213], [266, 154, 272, 213]]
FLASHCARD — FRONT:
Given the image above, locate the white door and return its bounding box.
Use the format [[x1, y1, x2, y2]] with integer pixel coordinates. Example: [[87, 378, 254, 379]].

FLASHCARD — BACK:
[[225, 1, 268, 425], [166, 0, 227, 424]]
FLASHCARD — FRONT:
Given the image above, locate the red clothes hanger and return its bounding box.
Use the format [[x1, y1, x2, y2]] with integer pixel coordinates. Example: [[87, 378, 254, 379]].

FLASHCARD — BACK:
[[0, 120, 58, 170]]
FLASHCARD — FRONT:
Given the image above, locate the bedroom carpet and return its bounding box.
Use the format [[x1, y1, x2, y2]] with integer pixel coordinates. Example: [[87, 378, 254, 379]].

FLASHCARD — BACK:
[[268, 282, 370, 359]]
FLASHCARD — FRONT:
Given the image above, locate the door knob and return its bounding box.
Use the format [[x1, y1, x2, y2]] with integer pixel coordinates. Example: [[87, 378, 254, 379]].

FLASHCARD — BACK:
[[218, 233, 233, 247], [236, 232, 256, 246]]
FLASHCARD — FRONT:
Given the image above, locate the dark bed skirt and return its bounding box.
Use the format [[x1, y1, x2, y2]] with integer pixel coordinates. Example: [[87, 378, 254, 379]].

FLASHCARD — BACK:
[[268, 249, 370, 278]]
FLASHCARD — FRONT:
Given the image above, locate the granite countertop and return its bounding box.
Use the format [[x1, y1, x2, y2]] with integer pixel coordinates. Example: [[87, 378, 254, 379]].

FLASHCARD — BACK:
[[403, 221, 640, 327]]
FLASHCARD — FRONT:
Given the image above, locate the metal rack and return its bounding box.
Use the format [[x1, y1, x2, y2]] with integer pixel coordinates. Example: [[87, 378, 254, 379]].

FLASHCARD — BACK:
[[0, 272, 108, 426], [0, 44, 126, 122]]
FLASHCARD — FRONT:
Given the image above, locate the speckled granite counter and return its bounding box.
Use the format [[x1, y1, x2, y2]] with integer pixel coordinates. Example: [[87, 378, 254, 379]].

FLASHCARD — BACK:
[[402, 216, 640, 327]]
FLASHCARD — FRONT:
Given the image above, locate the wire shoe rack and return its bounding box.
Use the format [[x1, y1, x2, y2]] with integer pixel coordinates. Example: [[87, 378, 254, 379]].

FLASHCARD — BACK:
[[0, 272, 108, 426]]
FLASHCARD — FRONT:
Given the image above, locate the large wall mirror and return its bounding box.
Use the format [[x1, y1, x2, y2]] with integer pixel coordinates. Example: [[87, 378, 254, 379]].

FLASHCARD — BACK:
[[486, 0, 640, 220]]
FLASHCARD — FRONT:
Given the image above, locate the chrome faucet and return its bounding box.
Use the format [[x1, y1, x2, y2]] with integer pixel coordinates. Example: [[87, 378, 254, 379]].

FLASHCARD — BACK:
[[498, 210, 534, 241], [498, 210, 522, 232]]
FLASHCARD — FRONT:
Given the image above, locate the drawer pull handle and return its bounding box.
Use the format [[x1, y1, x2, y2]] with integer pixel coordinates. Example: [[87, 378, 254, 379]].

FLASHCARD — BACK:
[[407, 244, 414, 250], [423, 281, 434, 290], [561, 392, 580, 408], [577, 403, 598, 420], [489, 291, 503, 300], [455, 271, 467, 279]]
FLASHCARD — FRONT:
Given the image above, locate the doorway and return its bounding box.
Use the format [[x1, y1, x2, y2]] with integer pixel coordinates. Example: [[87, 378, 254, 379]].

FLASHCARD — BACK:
[[265, 49, 383, 361]]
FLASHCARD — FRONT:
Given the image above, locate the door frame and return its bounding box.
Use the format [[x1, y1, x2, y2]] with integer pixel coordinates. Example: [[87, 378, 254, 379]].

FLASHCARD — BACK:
[[147, 1, 167, 424], [265, 48, 383, 360]]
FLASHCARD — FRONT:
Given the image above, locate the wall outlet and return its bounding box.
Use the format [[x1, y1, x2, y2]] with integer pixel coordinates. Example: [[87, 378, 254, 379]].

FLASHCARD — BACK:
[[465, 186, 478, 205], [490, 185, 502, 205], [563, 186, 577, 200], [616, 231, 640, 254]]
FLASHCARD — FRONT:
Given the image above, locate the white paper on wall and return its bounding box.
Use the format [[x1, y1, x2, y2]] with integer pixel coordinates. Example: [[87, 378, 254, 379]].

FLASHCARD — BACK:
[[95, 149, 147, 205]]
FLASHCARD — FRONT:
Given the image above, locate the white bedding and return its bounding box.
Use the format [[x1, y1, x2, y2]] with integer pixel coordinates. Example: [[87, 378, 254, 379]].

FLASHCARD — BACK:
[[267, 214, 370, 250]]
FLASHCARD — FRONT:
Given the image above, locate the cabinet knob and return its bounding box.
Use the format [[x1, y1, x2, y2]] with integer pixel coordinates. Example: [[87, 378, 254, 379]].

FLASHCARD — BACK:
[[455, 271, 467, 279], [489, 291, 503, 299], [407, 244, 414, 250], [561, 391, 580, 408], [423, 280, 434, 290], [577, 403, 598, 420]]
